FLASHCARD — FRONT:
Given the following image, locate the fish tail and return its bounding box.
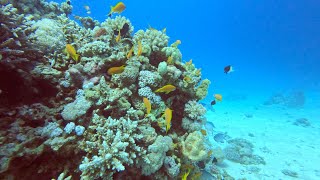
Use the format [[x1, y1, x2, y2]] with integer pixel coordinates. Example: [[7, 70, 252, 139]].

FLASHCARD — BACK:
[[108, 6, 113, 17], [75, 54, 80, 61]]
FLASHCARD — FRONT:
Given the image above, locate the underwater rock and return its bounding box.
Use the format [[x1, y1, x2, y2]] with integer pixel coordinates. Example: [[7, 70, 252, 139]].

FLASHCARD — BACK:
[[293, 118, 311, 127], [281, 169, 299, 177], [264, 91, 305, 108], [223, 138, 265, 165]]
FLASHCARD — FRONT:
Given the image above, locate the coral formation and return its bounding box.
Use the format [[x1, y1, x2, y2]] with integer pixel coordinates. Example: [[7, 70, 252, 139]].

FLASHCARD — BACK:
[[223, 138, 265, 165], [0, 0, 231, 179]]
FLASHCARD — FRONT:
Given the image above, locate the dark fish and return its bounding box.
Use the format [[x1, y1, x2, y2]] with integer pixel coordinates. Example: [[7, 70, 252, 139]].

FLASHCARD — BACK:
[[114, 23, 130, 36], [199, 102, 215, 112], [67, 0, 71, 5], [214, 132, 230, 143], [224, 65, 233, 74], [211, 100, 216, 106]]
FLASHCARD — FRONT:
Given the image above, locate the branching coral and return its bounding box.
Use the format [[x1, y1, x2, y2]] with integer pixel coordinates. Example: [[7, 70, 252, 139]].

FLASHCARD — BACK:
[[79, 113, 145, 178]]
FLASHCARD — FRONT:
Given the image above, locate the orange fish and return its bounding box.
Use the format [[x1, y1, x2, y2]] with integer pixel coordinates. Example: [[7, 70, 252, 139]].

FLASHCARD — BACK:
[[200, 129, 207, 136], [195, 68, 201, 76], [183, 76, 192, 83], [116, 30, 121, 42], [164, 108, 172, 133], [167, 55, 174, 65], [185, 59, 192, 66], [108, 2, 126, 17], [155, 84, 176, 94], [137, 40, 142, 56], [143, 97, 151, 115], [107, 65, 126, 75], [214, 94, 222, 101], [66, 44, 80, 61], [126, 46, 133, 59]]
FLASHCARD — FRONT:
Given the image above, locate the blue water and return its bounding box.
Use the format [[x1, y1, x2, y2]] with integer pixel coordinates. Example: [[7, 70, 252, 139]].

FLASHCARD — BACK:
[[59, 0, 320, 98], [1, 0, 319, 179]]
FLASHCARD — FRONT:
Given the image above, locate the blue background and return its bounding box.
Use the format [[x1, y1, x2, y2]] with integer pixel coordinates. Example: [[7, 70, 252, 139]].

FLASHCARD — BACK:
[[56, 0, 320, 95]]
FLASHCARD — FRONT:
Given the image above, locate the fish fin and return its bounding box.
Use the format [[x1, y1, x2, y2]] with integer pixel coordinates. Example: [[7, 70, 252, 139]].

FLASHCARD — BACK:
[[108, 6, 113, 17], [75, 54, 80, 61]]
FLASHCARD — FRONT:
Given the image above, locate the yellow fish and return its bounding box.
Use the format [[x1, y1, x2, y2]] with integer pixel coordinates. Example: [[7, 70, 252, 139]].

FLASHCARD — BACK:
[[66, 44, 80, 61], [162, 27, 167, 33], [186, 59, 192, 66], [164, 108, 172, 133], [171, 40, 181, 47], [181, 168, 191, 180], [108, 2, 126, 17], [214, 94, 222, 101], [107, 65, 126, 75], [195, 68, 201, 76], [116, 30, 121, 42], [126, 46, 133, 59], [167, 55, 174, 65], [137, 40, 142, 56], [143, 97, 151, 115], [155, 84, 176, 94], [200, 129, 207, 136]]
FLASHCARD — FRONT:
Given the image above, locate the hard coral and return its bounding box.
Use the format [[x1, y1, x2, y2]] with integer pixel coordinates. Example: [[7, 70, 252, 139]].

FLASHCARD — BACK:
[[182, 131, 208, 162]]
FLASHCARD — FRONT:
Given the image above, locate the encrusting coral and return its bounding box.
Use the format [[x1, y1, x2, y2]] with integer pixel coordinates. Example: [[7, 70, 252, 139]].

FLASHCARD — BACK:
[[0, 0, 231, 179]]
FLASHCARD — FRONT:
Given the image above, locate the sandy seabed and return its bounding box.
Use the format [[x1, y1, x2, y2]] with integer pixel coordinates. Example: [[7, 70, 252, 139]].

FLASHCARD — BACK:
[[205, 91, 320, 180]]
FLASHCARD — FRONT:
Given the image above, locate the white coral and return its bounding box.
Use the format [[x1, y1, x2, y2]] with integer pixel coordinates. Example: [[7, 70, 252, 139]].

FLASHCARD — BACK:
[[79, 114, 145, 178], [29, 18, 66, 53]]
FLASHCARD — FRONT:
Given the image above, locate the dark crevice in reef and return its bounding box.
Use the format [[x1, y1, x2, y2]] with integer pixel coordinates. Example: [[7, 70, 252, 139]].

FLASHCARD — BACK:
[[0, 63, 59, 108]]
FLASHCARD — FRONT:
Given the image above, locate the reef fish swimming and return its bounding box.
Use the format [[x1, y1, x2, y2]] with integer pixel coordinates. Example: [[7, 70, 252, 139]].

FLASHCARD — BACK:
[[107, 65, 126, 75], [155, 84, 176, 94], [224, 65, 234, 74], [143, 97, 151, 115], [108, 2, 126, 17], [66, 44, 80, 61]]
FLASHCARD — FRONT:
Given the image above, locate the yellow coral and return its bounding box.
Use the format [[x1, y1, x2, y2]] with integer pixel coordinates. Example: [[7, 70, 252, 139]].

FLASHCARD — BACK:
[[182, 131, 207, 161]]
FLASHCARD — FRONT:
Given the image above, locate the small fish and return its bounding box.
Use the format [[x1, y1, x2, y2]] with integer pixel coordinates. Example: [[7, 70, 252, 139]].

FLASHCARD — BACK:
[[200, 129, 207, 136], [107, 65, 126, 75], [162, 27, 167, 33], [164, 108, 172, 134], [224, 65, 234, 74], [84, 5, 90, 11], [84, 5, 91, 14], [143, 97, 151, 115], [116, 29, 121, 42], [126, 46, 133, 59], [171, 40, 181, 47], [155, 84, 176, 94], [214, 94, 222, 101], [66, 44, 80, 61], [195, 68, 201, 76], [211, 100, 216, 106], [185, 59, 192, 66], [67, 0, 71, 5], [137, 40, 142, 56], [167, 55, 174, 64], [183, 76, 192, 83], [108, 2, 126, 17], [213, 132, 229, 143]]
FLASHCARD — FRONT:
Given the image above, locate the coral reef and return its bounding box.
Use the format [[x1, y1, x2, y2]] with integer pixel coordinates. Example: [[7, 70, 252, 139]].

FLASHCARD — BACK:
[[0, 0, 229, 179], [223, 138, 265, 165]]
